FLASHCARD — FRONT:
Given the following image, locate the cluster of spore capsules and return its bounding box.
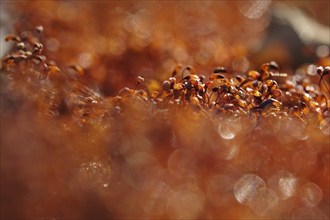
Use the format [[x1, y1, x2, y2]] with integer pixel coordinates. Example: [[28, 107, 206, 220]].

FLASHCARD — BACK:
[[1, 27, 329, 219]]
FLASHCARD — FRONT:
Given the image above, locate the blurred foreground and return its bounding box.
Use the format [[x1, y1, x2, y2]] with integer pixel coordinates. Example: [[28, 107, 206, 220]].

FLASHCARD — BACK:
[[1, 1, 330, 220]]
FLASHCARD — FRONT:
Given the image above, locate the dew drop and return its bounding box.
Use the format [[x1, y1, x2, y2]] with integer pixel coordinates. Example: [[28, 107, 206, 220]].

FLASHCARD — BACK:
[[316, 45, 329, 58], [307, 64, 317, 76], [249, 187, 279, 217], [238, 0, 271, 19], [78, 52, 93, 69], [299, 182, 323, 208], [234, 174, 266, 205], [289, 119, 309, 140], [267, 170, 298, 200], [218, 117, 242, 140]]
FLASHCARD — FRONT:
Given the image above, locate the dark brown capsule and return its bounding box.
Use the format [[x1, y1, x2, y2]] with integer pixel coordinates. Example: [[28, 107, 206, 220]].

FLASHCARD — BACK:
[[238, 89, 246, 99], [269, 61, 279, 71], [209, 73, 226, 80], [212, 87, 219, 92], [260, 63, 271, 81], [181, 66, 197, 81], [68, 65, 84, 77], [169, 77, 176, 84], [292, 106, 302, 117], [184, 81, 194, 90], [237, 99, 247, 108], [150, 91, 159, 99], [14, 54, 28, 63], [118, 87, 134, 96], [213, 66, 227, 73], [231, 75, 245, 86], [317, 66, 324, 76], [270, 89, 282, 97], [258, 98, 281, 109], [172, 64, 182, 77], [16, 42, 26, 50], [318, 66, 330, 96], [323, 66, 330, 76], [2, 55, 16, 63], [235, 75, 245, 83], [162, 80, 172, 91], [252, 80, 261, 89], [229, 85, 237, 94], [36, 25, 44, 33], [184, 65, 196, 75], [260, 84, 268, 96], [173, 83, 184, 91], [266, 79, 275, 87], [223, 103, 235, 110], [251, 90, 262, 97], [5, 34, 21, 42], [136, 76, 144, 85], [32, 55, 46, 62], [33, 42, 43, 53], [299, 102, 310, 115], [199, 75, 205, 83], [47, 65, 61, 73], [248, 70, 260, 79], [3, 54, 27, 64]]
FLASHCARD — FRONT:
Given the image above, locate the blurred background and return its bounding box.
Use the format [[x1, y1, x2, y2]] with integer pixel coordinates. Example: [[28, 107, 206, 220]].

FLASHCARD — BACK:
[[0, 2, 329, 219], [1, 0, 329, 95]]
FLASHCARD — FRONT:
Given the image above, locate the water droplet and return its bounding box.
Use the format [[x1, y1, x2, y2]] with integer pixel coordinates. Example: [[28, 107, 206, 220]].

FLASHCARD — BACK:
[[78, 52, 93, 69], [234, 174, 266, 205], [290, 119, 309, 140], [316, 45, 329, 58], [238, 0, 271, 19], [249, 187, 279, 217], [267, 170, 298, 200], [299, 182, 323, 208], [307, 64, 317, 76], [46, 38, 60, 52], [218, 117, 242, 140], [239, 115, 258, 135]]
